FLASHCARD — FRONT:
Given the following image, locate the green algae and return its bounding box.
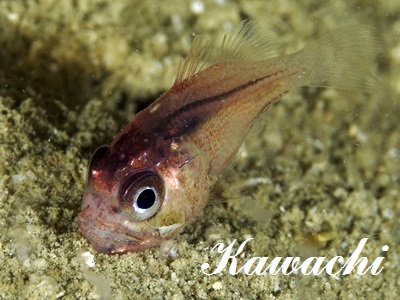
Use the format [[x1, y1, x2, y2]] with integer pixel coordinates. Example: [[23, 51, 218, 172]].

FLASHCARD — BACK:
[[0, 0, 399, 299]]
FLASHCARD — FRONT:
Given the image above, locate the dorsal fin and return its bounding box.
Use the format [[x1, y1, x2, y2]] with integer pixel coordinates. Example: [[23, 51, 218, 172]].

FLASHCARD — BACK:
[[174, 36, 211, 85], [217, 20, 279, 62], [174, 20, 279, 85]]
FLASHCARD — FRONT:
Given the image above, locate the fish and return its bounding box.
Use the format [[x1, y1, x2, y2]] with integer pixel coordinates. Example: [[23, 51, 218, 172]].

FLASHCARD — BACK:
[[79, 21, 378, 254]]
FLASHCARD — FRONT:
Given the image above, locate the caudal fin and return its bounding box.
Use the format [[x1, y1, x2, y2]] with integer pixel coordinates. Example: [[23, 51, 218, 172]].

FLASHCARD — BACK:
[[298, 25, 379, 92]]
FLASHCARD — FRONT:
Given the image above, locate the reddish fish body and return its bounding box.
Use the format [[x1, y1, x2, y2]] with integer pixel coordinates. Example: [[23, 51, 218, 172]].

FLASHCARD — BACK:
[[80, 22, 377, 253]]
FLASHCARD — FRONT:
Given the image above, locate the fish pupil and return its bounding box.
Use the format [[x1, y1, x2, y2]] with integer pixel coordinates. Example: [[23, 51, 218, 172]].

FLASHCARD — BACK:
[[136, 188, 156, 209]]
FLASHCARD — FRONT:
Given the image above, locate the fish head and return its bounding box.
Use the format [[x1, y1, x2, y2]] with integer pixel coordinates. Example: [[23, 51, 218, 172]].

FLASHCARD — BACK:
[[79, 130, 209, 254]]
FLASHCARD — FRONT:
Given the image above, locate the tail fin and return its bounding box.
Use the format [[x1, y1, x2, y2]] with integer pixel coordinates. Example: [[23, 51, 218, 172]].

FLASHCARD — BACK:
[[298, 25, 379, 92]]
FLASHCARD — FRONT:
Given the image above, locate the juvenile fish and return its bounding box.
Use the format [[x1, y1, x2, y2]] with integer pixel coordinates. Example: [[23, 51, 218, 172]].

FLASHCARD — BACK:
[[79, 21, 378, 253]]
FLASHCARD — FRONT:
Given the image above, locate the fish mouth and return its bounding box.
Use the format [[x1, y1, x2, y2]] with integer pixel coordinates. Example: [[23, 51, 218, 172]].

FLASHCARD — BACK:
[[80, 216, 184, 254], [78, 193, 146, 254], [79, 192, 184, 254], [79, 215, 156, 254]]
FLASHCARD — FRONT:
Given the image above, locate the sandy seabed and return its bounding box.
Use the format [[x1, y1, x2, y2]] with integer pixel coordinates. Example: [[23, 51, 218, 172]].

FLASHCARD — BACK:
[[0, 1, 399, 299]]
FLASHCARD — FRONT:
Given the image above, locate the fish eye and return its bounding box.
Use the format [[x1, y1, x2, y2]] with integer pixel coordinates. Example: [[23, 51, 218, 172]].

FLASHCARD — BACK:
[[86, 145, 109, 187], [118, 171, 165, 222]]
